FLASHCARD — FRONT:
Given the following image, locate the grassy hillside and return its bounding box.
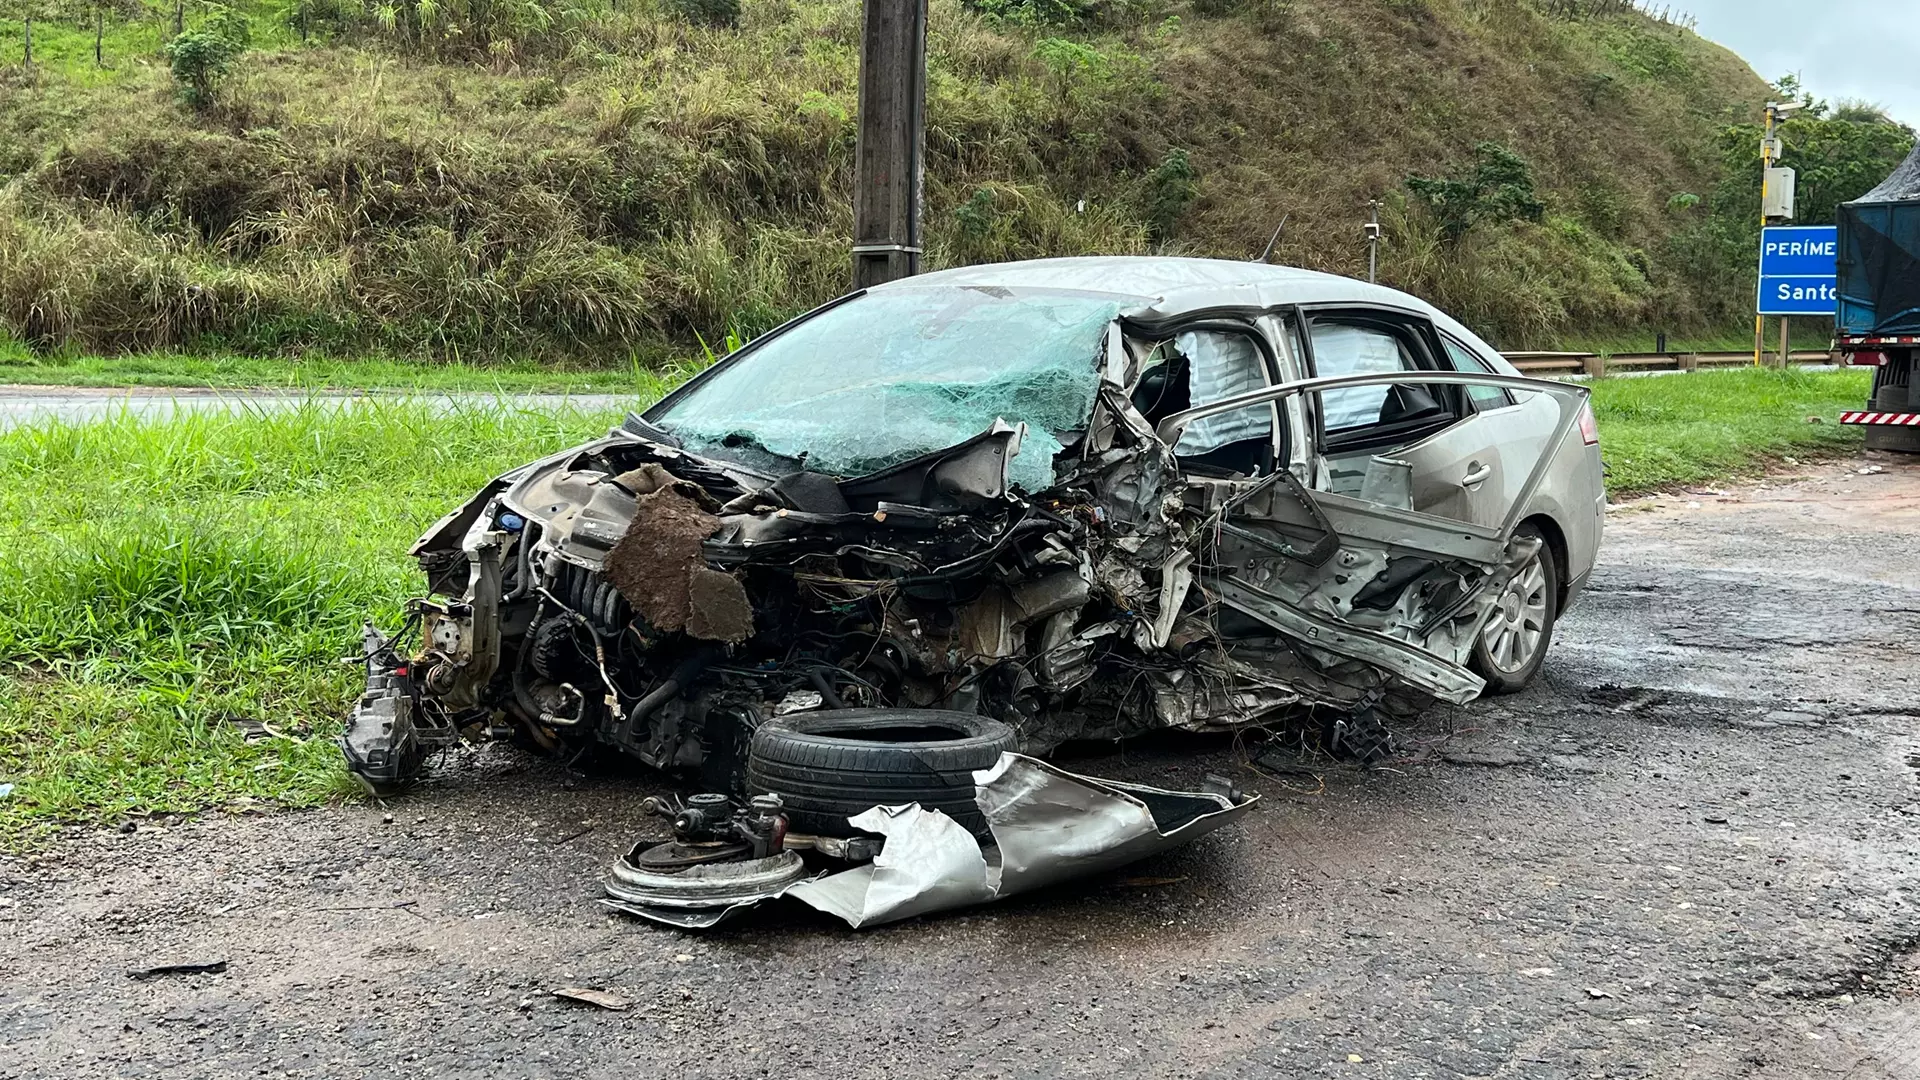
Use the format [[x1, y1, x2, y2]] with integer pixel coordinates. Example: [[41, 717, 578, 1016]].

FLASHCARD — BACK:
[[0, 0, 1779, 362]]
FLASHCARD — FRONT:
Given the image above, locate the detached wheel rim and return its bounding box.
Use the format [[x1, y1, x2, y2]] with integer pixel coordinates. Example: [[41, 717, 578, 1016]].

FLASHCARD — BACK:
[[1481, 555, 1549, 675]]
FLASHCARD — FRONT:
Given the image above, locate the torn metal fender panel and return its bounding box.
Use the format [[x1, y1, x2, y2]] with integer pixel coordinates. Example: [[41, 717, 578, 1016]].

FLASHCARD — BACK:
[[977, 754, 1257, 896], [784, 806, 996, 928], [781, 753, 1258, 928]]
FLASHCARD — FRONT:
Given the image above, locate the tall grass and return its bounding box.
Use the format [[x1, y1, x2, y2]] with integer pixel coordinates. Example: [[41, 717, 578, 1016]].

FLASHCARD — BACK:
[[0, 399, 630, 844]]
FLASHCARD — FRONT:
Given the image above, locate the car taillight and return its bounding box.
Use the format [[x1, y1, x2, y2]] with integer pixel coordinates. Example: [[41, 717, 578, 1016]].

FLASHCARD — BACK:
[[1578, 401, 1600, 446]]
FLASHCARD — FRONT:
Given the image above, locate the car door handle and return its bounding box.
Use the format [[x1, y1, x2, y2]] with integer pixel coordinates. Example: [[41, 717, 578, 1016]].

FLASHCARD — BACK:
[[1460, 462, 1492, 487]]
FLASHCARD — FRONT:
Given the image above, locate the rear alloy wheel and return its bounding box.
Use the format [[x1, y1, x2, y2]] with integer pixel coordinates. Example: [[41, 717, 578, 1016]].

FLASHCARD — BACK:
[[1469, 524, 1558, 695]]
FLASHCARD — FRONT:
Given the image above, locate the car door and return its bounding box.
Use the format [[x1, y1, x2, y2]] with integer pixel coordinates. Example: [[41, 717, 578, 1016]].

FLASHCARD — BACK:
[[1154, 328, 1589, 703], [1302, 312, 1544, 530], [1433, 333, 1568, 528]]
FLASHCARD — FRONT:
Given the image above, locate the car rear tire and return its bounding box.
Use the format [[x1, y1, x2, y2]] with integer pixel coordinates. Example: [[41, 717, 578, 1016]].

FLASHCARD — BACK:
[[1469, 523, 1558, 695], [745, 709, 1018, 838]]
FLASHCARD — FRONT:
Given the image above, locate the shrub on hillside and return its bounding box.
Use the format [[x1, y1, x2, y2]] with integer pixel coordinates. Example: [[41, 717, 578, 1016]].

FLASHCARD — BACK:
[[1145, 147, 1197, 241], [1406, 142, 1546, 242], [164, 5, 251, 110]]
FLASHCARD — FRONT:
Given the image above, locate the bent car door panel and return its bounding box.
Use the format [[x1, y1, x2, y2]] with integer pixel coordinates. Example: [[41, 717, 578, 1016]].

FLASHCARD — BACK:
[[1160, 371, 1589, 702], [1367, 389, 1565, 531]]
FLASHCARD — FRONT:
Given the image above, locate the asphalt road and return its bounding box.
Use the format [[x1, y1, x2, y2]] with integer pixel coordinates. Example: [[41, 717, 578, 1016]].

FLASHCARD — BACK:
[[2, 455, 1919, 1079], [0, 386, 638, 428]]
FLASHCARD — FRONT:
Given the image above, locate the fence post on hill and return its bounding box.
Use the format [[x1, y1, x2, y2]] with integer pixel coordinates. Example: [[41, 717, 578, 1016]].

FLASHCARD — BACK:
[[850, 0, 926, 290]]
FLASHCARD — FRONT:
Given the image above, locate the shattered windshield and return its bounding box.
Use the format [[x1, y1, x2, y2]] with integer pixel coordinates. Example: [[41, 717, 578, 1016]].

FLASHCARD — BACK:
[[651, 286, 1123, 493]]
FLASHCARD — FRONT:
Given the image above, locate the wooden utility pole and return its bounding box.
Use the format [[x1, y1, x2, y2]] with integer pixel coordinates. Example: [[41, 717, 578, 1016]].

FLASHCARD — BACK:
[[850, 0, 926, 290]]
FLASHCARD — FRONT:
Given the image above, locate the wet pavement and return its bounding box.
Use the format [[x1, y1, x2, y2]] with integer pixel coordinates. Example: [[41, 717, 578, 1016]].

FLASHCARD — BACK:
[[0, 386, 637, 428], [2, 454, 1918, 1078]]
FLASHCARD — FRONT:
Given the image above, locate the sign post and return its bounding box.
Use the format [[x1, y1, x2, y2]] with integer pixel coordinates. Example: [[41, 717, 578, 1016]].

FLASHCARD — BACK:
[[1754, 100, 1802, 365], [1757, 224, 1837, 367]]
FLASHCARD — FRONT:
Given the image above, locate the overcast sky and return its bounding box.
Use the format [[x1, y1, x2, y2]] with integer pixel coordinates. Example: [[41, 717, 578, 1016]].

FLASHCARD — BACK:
[[1682, 0, 1920, 126]]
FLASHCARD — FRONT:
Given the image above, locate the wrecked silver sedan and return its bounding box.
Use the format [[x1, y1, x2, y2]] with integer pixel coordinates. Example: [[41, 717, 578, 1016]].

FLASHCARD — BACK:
[[343, 258, 1604, 840]]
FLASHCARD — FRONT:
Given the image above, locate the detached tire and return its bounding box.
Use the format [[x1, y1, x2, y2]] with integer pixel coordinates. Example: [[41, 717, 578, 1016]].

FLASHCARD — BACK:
[[746, 709, 1017, 838]]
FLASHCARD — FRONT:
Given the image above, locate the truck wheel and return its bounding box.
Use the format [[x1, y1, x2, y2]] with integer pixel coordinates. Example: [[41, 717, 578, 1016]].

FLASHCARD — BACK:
[[746, 709, 1018, 838], [1469, 524, 1559, 695]]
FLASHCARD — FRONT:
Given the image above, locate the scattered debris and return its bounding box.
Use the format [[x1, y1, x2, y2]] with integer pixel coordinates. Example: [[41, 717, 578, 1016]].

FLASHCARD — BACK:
[[226, 717, 310, 743], [550, 987, 631, 1011], [128, 960, 228, 981], [315, 900, 423, 918], [602, 754, 1256, 929]]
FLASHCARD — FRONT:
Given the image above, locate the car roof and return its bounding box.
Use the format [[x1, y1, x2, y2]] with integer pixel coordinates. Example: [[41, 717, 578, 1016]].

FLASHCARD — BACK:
[[887, 255, 1419, 311], [879, 256, 1511, 369]]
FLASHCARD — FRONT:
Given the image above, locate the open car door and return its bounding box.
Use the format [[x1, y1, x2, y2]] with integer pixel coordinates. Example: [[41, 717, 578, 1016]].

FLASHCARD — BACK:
[[1158, 371, 1591, 704]]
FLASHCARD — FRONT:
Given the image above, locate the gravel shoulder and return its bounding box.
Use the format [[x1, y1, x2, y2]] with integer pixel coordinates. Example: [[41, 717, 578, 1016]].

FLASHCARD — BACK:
[[3, 454, 1919, 1079]]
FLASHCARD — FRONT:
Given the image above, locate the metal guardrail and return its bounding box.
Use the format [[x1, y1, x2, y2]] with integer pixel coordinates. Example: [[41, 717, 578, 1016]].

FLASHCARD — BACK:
[[1500, 350, 1839, 376]]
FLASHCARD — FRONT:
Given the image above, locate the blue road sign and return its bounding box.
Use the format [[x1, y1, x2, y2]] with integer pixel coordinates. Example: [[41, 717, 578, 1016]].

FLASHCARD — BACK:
[[1757, 225, 1839, 316]]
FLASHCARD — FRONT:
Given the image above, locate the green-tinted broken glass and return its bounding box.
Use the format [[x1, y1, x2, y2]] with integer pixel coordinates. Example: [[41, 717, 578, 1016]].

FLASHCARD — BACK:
[[653, 286, 1119, 493]]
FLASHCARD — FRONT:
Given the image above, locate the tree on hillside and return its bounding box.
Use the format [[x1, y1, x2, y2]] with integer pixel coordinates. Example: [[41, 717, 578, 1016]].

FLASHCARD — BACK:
[[1830, 99, 1897, 126], [1405, 142, 1546, 242]]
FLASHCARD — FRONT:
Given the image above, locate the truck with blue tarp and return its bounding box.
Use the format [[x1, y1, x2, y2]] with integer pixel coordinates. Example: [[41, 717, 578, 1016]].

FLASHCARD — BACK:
[[1836, 144, 1920, 452]]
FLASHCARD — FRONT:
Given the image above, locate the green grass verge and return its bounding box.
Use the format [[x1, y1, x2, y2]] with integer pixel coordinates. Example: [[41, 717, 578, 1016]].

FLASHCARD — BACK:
[[0, 397, 639, 848], [1590, 367, 1870, 494], [0, 342, 694, 395], [0, 367, 1876, 846]]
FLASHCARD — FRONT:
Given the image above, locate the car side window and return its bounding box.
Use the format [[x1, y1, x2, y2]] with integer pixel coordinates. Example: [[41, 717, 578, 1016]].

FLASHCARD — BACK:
[[1441, 336, 1514, 411], [1131, 328, 1276, 477], [1309, 321, 1437, 434], [1172, 330, 1269, 453]]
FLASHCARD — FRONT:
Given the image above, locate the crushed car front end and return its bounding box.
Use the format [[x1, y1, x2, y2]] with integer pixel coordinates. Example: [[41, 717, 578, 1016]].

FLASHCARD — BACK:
[[343, 285, 1215, 795]]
